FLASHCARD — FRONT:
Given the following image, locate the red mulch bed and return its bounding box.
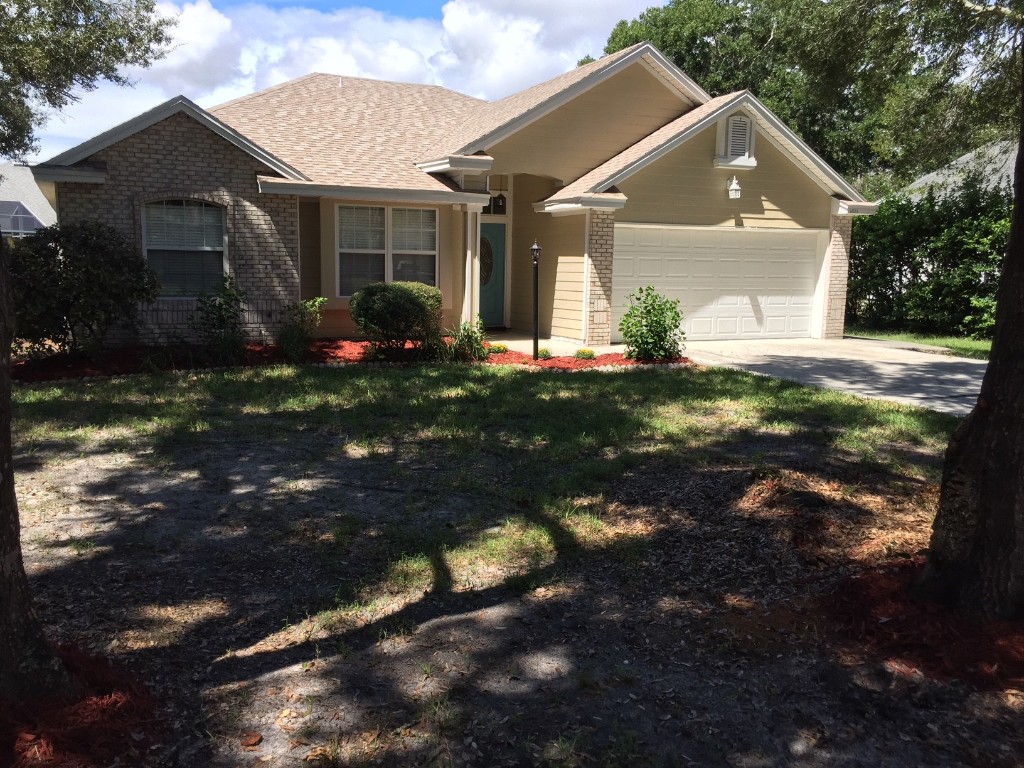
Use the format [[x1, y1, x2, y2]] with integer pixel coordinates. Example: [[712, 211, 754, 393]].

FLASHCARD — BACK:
[[829, 557, 1024, 690], [0, 645, 159, 767], [11, 341, 687, 382]]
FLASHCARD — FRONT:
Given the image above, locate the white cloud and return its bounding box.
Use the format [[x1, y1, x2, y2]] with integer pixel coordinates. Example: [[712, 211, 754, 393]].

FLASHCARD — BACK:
[[30, 0, 655, 161]]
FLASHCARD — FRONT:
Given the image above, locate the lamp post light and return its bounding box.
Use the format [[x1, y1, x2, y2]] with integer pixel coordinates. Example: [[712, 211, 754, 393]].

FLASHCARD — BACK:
[[531, 240, 542, 360]]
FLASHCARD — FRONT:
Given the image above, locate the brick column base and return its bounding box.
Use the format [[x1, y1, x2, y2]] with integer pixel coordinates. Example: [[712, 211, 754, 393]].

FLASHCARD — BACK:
[[823, 214, 852, 339]]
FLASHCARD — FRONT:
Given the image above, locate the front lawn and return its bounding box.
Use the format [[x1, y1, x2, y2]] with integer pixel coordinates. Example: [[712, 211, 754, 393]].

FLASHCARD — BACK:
[[12, 364, 1021, 766], [846, 326, 992, 360]]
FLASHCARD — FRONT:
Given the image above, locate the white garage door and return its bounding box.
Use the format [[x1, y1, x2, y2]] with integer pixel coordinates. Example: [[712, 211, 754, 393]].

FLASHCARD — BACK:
[[611, 225, 825, 342]]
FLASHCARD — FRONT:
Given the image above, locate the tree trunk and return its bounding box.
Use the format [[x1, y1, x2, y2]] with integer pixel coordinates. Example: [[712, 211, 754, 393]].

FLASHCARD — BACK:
[[916, 46, 1024, 620], [0, 233, 74, 700]]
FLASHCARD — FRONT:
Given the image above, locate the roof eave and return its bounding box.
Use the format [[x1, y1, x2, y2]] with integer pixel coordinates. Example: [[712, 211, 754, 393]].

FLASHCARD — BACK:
[[31, 165, 107, 184], [43, 96, 309, 182], [256, 177, 490, 205], [533, 194, 628, 216], [415, 154, 494, 174]]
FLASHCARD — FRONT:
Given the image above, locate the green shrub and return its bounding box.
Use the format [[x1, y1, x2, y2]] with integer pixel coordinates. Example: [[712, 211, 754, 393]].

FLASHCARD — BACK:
[[618, 286, 684, 360], [537, 348, 553, 360], [488, 343, 509, 354], [349, 281, 442, 354], [191, 277, 246, 364], [9, 221, 158, 355], [574, 348, 596, 360], [277, 296, 327, 363], [444, 317, 489, 362], [848, 173, 1009, 339]]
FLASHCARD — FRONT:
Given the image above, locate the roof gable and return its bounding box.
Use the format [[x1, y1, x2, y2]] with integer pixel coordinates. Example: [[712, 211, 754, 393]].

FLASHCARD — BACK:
[[543, 91, 867, 210], [40, 96, 307, 181]]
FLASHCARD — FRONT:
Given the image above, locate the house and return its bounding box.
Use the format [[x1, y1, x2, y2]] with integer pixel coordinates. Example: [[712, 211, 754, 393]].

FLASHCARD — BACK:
[[0, 163, 57, 248], [32, 42, 875, 345], [903, 140, 1015, 201]]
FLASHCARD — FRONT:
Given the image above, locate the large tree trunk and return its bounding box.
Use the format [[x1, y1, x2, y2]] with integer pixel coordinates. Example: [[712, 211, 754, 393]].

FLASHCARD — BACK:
[[0, 234, 73, 700], [916, 47, 1024, 620]]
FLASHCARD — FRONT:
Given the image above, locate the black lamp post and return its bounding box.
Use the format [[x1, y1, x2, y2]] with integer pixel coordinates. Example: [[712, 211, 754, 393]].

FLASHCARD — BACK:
[[531, 240, 542, 360]]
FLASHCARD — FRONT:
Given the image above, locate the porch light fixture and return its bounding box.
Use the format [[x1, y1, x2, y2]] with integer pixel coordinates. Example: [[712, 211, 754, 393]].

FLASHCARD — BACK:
[[492, 176, 507, 215], [728, 175, 741, 200], [531, 240, 542, 360]]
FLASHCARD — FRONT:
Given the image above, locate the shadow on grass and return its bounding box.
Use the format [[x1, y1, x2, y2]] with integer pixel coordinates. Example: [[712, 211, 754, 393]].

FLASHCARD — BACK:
[[12, 364, 1012, 767]]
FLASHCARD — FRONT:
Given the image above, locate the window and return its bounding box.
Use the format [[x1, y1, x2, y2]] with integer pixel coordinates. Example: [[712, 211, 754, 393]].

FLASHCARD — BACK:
[[338, 205, 437, 296], [145, 200, 225, 297]]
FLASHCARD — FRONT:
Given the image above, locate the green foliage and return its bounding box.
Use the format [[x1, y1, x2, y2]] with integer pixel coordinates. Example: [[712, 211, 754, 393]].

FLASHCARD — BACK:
[[349, 281, 443, 355], [537, 348, 553, 360], [444, 318, 489, 362], [277, 297, 327, 363], [618, 286, 685, 361], [488, 343, 509, 354], [848, 175, 1009, 339], [0, 0, 172, 158], [574, 348, 596, 360], [600, 0, 1018, 181], [9, 221, 159, 355], [191, 277, 247, 364]]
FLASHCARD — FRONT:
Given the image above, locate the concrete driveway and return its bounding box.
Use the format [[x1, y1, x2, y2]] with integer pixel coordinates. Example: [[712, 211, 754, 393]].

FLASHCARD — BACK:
[[682, 338, 986, 416]]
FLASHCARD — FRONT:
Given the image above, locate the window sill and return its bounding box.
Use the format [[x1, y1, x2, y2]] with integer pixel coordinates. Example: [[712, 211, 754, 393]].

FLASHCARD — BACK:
[[713, 156, 757, 169]]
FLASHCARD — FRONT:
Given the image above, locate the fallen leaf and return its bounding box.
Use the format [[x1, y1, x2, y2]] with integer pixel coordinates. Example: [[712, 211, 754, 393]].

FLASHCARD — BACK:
[[240, 731, 263, 747]]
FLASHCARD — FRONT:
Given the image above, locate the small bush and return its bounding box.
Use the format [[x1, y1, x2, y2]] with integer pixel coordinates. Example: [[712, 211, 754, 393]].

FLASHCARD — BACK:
[[191, 277, 246, 364], [350, 281, 442, 354], [277, 296, 327, 363], [619, 286, 684, 361], [10, 221, 159, 355], [537, 348, 553, 360], [574, 348, 596, 360], [445, 317, 488, 362], [488, 343, 509, 354]]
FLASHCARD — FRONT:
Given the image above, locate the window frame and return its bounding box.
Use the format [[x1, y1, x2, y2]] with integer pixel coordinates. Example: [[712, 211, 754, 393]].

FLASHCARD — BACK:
[[713, 112, 758, 169], [336, 204, 439, 298], [142, 199, 228, 299]]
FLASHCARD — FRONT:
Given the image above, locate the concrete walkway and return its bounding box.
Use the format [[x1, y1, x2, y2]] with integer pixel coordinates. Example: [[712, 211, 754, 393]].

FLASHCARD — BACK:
[[488, 332, 985, 416]]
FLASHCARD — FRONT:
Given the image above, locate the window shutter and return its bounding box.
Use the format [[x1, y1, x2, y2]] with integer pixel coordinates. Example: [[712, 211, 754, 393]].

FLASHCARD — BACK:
[[727, 115, 751, 158]]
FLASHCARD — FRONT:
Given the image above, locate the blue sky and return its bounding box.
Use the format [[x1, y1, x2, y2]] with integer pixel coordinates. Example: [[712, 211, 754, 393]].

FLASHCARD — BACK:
[[33, 0, 657, 161]]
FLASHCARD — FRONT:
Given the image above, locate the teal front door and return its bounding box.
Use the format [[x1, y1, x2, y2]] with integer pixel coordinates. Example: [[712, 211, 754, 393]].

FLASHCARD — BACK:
[[480, 223, 506, 327]]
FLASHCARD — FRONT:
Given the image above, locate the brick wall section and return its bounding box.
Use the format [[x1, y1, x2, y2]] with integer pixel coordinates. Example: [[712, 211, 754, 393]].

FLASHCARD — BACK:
[[58, 112, 299, 343], [822, 214, 852, 339], [586, 210, 615, 345]]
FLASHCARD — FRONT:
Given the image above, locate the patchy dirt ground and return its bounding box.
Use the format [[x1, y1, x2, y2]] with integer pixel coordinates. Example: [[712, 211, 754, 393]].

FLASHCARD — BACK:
[[14, 386, 1024, 767]]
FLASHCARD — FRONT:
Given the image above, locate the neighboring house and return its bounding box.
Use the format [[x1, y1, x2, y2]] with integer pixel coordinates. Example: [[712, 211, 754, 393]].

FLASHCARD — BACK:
[[0, 163, 57, 248], [33, 42, 875, 345], [903, 140, 1016, 201]]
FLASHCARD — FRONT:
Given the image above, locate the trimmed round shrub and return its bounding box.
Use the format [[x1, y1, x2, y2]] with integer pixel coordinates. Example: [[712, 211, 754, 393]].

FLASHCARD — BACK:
[[349, 281, 443, 352], [618, 286, 684, 361]]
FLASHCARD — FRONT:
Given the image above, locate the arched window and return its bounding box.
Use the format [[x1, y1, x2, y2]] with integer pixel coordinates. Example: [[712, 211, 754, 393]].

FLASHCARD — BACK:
[[144, 199, 226, 297]]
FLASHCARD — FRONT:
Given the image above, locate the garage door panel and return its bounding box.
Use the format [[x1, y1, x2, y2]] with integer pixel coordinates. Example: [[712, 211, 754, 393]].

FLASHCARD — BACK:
[[612, 225, 822, 342]]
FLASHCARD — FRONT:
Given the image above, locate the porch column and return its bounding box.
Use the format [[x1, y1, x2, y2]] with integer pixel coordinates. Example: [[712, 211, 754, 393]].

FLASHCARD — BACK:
[[822, 213, 853, 339], [586, 210, 615, 345]]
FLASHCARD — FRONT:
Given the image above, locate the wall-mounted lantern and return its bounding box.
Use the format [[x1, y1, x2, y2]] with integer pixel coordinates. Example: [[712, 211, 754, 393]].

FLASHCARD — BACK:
[[728, 175, 742, 200]]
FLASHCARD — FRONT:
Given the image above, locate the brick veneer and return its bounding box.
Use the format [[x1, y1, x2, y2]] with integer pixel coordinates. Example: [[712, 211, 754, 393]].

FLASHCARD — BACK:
[[58, 112, 299, 343], [586, 210, 615, 345], [822, 214, 852, 339]]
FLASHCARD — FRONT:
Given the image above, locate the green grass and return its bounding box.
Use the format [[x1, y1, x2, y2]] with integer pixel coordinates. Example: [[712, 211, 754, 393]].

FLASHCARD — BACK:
[[846, 326, 991, 360]]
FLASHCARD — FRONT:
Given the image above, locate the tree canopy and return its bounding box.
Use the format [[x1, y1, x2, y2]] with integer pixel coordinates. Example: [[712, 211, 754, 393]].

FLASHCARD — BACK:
[[601, 0, 1017, 186], [0, 0, 171, 159]]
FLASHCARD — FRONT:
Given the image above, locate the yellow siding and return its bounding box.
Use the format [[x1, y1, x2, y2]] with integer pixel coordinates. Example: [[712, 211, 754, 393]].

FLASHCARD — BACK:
[[314, 200, 465, 338], [510, 175, 586, 339], [299, 200, 321, 300], [488, 64, 685, 184], [617, 124, 832, 229]]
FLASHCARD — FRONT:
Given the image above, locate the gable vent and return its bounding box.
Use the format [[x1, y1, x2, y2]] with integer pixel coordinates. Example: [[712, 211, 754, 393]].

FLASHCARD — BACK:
[[727, 115, 751, 158]]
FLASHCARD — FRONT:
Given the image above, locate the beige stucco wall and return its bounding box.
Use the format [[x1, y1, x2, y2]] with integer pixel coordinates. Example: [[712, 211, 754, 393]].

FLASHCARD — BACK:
[[315, 200, 466, 337], [616, 122, 832, 229], [57, 111, 299, 343], [488, 63, 686, 185], [510, 175, 586, 339]]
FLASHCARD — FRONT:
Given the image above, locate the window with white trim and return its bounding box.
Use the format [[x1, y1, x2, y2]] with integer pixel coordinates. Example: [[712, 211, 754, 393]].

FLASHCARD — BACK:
[[338, 205, 437, 296], [144, 200, 225, 297]]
